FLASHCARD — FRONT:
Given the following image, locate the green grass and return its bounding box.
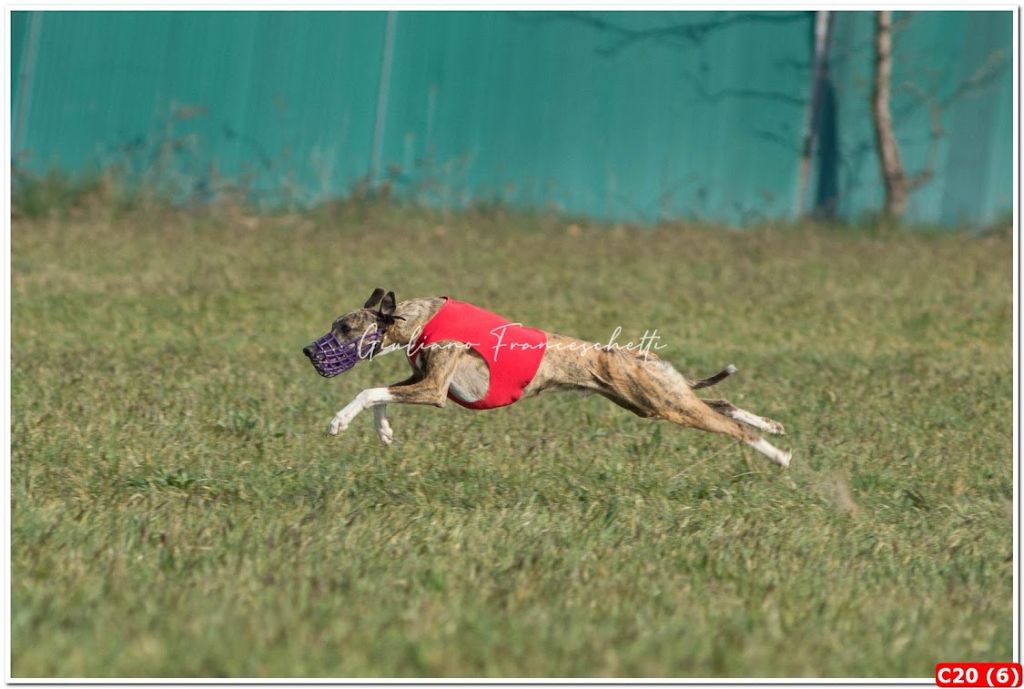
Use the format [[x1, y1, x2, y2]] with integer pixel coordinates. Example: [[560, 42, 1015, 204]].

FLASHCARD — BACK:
[[11, 207, 1013, 677]]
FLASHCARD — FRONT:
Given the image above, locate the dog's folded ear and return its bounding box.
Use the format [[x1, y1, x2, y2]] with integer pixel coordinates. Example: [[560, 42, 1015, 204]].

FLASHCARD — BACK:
[[379, 291, 397, 317], [376, 291, 404, 325], [363, 287, 386, 309]]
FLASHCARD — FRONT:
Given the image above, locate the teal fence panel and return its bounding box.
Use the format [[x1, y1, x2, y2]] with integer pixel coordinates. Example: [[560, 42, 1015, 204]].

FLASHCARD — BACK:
[[10, 10, 1014, 226]]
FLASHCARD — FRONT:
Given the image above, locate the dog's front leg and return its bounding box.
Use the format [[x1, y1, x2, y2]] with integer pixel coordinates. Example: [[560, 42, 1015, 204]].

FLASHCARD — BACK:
[[372, 372, 424, 445], [328, 387, 394, 436], [328, 347, 459, 438], [372, 406, 393, 445]]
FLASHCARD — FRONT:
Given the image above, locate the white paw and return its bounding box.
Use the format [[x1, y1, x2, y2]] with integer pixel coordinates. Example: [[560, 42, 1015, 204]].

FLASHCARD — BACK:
[[748, 437, 792, 468], [328, 408, 357, 436], [377, 418, 394, 446]]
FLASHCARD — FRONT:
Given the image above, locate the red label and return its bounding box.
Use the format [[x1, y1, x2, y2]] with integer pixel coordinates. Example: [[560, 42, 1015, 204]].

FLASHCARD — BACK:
[[936, 663, 1023, 687]]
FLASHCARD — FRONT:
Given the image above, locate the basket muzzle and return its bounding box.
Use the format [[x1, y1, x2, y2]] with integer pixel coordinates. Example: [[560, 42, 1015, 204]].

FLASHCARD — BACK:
[[302, 328, 383, 378]]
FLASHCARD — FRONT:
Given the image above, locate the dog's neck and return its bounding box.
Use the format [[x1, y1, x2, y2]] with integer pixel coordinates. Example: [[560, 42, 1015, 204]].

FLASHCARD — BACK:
[[384, 297, 446, 346]]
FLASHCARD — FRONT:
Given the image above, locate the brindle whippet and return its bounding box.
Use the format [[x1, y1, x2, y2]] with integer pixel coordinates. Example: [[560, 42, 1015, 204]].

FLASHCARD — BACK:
[[303, 289, 791, 467]]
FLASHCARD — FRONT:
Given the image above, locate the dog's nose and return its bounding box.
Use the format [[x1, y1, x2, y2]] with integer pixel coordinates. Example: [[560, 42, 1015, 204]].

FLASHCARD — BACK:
[[302, 344, 315, 359]]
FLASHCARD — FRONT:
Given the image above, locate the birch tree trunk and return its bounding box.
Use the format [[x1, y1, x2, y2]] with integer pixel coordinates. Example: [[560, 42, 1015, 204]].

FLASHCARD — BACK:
[[794, 11, 832, 217], [872, 10, 908, 219]]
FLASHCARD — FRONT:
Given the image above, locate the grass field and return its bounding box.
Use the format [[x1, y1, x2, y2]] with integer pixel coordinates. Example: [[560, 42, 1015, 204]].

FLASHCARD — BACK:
[[11, 206, 1013, 677]]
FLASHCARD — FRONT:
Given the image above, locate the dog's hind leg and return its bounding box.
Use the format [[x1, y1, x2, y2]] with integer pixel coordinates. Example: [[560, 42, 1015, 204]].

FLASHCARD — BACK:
[[648, 361, 791, 465], [661, 398, 792, 467], [703, 398, 786, 435], [599, 357, 791, 467]]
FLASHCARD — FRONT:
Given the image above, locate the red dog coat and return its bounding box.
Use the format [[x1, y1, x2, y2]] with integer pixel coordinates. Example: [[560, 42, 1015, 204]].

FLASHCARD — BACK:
[[408, 298, 547, 410]]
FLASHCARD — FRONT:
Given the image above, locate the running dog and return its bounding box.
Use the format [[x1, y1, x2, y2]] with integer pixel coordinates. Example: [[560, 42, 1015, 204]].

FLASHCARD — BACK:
[[302, 288, 791, 467]]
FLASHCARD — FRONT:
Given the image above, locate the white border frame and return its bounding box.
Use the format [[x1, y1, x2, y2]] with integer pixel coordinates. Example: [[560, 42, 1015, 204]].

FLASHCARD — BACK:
[[2, 4, 1018, 687]]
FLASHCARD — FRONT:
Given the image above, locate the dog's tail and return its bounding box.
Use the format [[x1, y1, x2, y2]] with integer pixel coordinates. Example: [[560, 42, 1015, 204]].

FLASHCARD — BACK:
[[691, 364, 737, 390]]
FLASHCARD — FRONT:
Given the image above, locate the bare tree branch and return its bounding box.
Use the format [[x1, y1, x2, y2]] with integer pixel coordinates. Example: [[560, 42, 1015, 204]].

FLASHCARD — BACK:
[[894, 47, 1008, 121], [678, 69, 805, 107], [521, 11, 808, 56], [753, 128, 802, 155], [824, 11, 914, 71], [902, 83, 943, 192], [939, 48, 1008, 107]]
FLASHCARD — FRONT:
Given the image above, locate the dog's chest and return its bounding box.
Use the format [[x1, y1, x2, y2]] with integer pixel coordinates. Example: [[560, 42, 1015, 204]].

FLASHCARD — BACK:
[[417, 348, 490, 404]]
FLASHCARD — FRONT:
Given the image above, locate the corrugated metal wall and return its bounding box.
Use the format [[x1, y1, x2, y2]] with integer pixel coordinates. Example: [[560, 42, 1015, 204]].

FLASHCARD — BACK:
[[11, 10, 1014, 225]]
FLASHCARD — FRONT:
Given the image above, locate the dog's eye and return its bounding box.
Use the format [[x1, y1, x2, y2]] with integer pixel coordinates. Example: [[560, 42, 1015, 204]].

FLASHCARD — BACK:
[[339, 324, 352, 336]]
